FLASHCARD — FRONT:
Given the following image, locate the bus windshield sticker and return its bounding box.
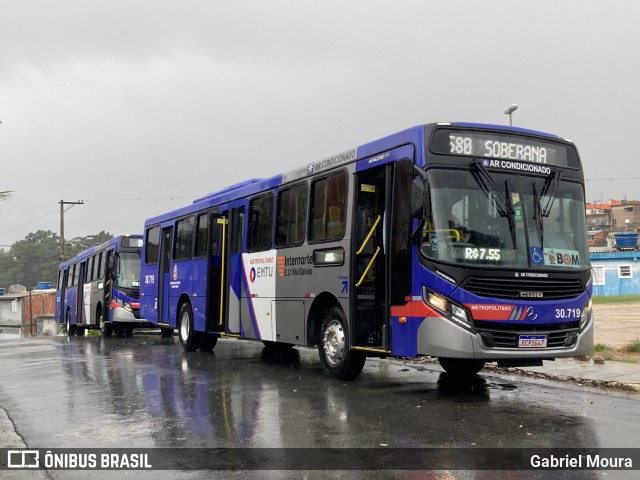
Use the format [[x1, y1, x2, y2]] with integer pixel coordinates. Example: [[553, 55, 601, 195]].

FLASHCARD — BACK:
[[531, 247, 581, 268]]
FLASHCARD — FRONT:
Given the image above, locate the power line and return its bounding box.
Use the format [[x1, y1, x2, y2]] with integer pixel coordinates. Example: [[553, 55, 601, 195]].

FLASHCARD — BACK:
[[83, 195, 200, 203], [0, 210, 58, 235], [0, 196, 200, 237]]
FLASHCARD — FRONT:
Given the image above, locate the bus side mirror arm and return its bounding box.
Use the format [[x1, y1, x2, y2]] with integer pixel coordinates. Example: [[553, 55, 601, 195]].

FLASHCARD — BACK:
[[411, 177, 426, 219]]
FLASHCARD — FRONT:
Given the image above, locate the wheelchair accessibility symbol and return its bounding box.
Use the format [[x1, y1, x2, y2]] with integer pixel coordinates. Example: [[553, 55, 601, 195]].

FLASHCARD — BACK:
[[531, 247, 545, 265]]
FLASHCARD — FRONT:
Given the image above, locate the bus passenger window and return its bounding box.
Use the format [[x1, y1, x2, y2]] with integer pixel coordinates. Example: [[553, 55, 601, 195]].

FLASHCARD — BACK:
[[276, 183, 308, 247], [174, 216, 195, 261], [145, 226, 160, 264], [194, 213, 209, 258], [248, 193, 274, 252], [309, 171, 346, 242]]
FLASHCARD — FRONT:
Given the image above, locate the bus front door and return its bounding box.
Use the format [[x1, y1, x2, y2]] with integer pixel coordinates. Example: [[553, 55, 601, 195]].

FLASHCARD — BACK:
[[76, 261, 87, 333], [352, 160, 413, 353], [353, 165, 389, 351], [158, 226, 173, 328]]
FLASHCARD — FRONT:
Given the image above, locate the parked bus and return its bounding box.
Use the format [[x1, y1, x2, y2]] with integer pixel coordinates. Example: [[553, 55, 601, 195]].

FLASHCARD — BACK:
[[140, 122, 593, 379], [56, 235, 145, 337]]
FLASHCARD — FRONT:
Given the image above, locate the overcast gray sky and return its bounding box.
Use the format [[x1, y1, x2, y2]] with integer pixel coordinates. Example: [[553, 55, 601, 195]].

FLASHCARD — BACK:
[[1, 0, 638, 248]]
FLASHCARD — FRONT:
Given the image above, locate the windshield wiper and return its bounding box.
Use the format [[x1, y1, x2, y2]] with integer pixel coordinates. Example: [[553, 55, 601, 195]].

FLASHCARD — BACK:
[[532, 183, 544, 246], [470, 161, 515, 218], [532, 168, 562, 247], [471, 160, 516, 247], [540, 168, 562, 217]]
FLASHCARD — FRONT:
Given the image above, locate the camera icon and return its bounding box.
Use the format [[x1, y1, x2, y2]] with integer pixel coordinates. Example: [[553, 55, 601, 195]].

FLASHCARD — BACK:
[[7, 450, 40, 468]]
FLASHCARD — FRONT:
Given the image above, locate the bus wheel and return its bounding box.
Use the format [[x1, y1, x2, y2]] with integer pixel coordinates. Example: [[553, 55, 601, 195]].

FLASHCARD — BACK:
[[438, 358, 485, 376], [101, 322, 113, 338], [114, 323, 125, 337], [318, 306, 366, 380], [66, 311, 77, 337], [199, 334, 218, 352], [160, 327, 174, 337], [179, 303, 201, 352]]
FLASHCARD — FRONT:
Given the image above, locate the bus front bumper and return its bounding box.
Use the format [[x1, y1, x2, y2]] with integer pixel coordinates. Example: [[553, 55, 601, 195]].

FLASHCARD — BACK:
[[416, 312, 595, 360], [110, 306, 142, 323]]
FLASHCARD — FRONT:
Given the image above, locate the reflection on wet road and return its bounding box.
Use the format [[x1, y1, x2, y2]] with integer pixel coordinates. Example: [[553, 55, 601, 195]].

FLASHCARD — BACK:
[[1, 336, 639, 478]]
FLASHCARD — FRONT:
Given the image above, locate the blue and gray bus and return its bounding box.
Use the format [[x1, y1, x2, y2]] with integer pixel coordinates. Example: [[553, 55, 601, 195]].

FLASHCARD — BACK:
[[56, 235, 144, 337], [140, 122, 593, 379]]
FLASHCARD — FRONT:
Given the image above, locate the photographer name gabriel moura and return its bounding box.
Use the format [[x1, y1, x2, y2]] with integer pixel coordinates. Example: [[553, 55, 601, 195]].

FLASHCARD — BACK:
[[531, 454, 633, 469]]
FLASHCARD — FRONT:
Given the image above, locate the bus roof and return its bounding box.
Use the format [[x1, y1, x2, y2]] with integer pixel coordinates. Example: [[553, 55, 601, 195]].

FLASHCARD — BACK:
[[58, 235, 142, 269], [144, 122, 570, 226]]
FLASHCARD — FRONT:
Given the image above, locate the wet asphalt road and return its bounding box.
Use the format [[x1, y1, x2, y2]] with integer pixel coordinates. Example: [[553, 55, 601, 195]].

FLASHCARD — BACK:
[[0, 335, 639, 479]]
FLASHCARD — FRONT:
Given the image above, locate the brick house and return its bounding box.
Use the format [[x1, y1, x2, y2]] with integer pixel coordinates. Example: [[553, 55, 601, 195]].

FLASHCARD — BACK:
[[0, 289, 57, 338]]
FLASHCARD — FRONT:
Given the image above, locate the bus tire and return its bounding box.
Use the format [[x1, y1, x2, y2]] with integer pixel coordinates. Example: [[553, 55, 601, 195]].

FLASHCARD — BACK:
[[318, 306, 366, 380], [179, 303, 201, 352], [438, 357, 485, 376], [199, 333, 218, 352], [66, 311, 77, 337], [160, 327, 174, 338], [114, 323, 125, 337], [101, 322, 113, 337]]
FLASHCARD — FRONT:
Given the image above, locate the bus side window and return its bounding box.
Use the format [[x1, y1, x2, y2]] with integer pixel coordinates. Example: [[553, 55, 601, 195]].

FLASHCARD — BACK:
[[248, 193, 274, 252], [309, 170, 346, 242], [145, 226, 160, 264], [276, 183, 308, 247], [88, 255, 95, 282], [194, 213, 209, 258], [174, 216, 195, 261], [96, 252, 103, 279]]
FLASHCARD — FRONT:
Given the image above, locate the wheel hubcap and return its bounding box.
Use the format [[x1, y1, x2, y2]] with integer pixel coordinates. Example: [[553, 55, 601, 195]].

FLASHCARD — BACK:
[[322, 319, 345, 367], [180, 311, 190, 341]]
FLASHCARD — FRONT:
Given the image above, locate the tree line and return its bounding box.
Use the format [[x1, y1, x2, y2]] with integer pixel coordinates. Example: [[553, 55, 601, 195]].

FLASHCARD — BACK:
[[0, 230, 113, 291]]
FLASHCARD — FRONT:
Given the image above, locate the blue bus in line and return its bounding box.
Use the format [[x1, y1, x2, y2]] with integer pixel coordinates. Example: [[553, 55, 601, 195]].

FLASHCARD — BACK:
[[56, 235, 146, 337], [140, 122, 593, 379]]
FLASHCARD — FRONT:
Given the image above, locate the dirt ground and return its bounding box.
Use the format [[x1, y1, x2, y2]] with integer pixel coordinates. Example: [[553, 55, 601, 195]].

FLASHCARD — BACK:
[[592, 302, 640, 362]]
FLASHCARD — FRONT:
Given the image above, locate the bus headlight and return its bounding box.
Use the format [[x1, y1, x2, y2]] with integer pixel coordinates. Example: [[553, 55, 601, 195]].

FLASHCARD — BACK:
[[580, 299, 593, 330], [114, 298, 133, 312], [422, 287, 473, 331]]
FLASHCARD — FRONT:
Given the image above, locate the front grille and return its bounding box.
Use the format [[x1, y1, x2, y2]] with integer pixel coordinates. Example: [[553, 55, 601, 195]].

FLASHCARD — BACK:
[[463, 277, 584, 300], [475, 321, 580, 349]]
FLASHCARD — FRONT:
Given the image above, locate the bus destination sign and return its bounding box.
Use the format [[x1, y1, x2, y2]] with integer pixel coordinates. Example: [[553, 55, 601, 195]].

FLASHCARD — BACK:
[[430, 129, 577, 168]]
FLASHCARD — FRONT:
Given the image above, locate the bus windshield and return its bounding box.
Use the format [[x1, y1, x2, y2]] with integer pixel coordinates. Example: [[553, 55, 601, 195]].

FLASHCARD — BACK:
[[419, 168, 589, 270], [116, 252, 141, 288]]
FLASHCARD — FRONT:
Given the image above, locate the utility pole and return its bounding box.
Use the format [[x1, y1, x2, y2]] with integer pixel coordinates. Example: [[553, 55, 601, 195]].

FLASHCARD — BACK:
[[59, 200, 84, 260]]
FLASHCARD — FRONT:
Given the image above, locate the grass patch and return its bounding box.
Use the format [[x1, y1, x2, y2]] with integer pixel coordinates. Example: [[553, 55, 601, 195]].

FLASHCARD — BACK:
[[591, 341, 640, 363], [592, 295, 640, 304], [625, 340, 640, 353]]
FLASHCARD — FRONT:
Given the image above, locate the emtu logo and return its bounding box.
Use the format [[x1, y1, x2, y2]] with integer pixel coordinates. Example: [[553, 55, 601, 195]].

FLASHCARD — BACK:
[[249, 267, 256, 283], [7, 450, 40, 468]]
